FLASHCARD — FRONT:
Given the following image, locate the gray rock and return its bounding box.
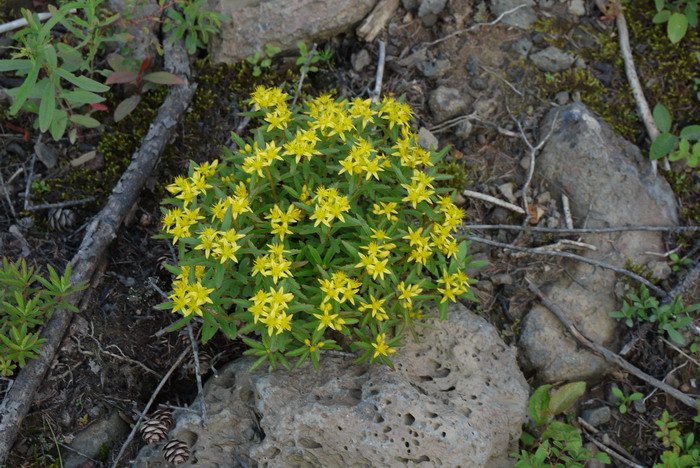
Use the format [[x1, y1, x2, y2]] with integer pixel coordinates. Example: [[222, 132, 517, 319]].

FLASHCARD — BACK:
[[418, 126, 439, 150], [489, 0, 537, 29], [633, 398, 647, 414], [108, 0, 159, 60], [648, 260, 672, 280], [429, 86, 470, 122], [34, 141, 57, 169], [456, 120, 474, 139], [530, 46, 576, 73], [471, 77, 490, 90], [519, 103, 678, 383], [492, 273, 513, 285], [64, 411, 128, 468], [419, 0, 448, 26], [351, 49, 371, 72], [207, 0, 377, 63], [539, 0, 555, 8], [581, 406, 611, 427], [555, 90, 570, 105], [512, 37, 533, 56], [568, 0, 586, 16], [402, 0, 419, 11], [133, 304, 528, 468], [497, 182, 517, 203], [417, 57, 452, 77]]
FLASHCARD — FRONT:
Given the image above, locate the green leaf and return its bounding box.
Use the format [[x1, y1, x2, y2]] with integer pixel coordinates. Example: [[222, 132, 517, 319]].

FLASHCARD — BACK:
[[70, 114, 101, 128], [142, 71, 185, 85], [9, 63, 40, 115], [55, 68, 109, 92], [0, 59, 33, 73], [655, 0, 665, 12], [548, 381, 586, 416], [39, 82, 56, 133], [50, 110, 68, 141], [105, 70, 139, 85], [665, 326, 686, 345], [114, 95, 141, 122], [668, 12, 689, 43], [529, 385, 552, 425], [653, 10, 671, 23], [680, 125, 700, 140], [61, 90, 106, 105], [653, 104, 672, 133], [650, 133, 677, 160]]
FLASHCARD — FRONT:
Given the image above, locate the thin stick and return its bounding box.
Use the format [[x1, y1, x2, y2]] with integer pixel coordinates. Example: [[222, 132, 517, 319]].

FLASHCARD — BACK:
[[371, 40, 386, 103], [578, 417, 644, 468], [23, 152, 36, 211], [527, 279, 698, 409], [577, 418, 645, 468], [511, 110, 559, 225], [187, 321, 207, 428], [596, 0, 669, 174], [663, 259, 700, 305], [292, 43, 317, 107], [481, 65, 524, 97], [562, 194, 573, 229], [462, 189, 525, 214], [25, 197, 95, 212], [469, 235, 667, 297], [425, 4, 527, 47], [0, 8, 77, 35], [0, 170, 16, 219], [660, 336, 700, 369], [110, 346, 191, 468], [463, 224, 700, 234]]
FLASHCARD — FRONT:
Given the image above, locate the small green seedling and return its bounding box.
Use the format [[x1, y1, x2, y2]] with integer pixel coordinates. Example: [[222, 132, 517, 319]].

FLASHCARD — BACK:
[[611, 385, 644, 414], [245, 44, 281, 77]]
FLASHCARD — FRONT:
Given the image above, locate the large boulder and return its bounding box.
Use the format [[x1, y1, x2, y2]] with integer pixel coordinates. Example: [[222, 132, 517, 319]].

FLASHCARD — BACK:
[[520, 103, 678, 383], [133, 303, 528, 467], [205, 0, 377, 63]]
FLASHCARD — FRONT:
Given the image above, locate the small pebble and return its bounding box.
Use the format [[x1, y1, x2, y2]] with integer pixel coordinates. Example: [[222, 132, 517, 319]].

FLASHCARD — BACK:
[[581, 406, 611, 427]]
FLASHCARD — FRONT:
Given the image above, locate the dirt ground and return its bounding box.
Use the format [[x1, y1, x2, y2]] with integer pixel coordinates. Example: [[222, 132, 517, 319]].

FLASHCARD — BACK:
[[1, 0, 699, 466]]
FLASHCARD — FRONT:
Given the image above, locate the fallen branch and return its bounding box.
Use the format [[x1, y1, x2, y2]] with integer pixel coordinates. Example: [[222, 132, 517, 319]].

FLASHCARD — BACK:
[[527, 279, 698, 410], [0, 38, 197, 465], [468, 235, 667, 297], [462, 189, 525, 214], [463, 223, 700, 234], [292, 43, 317, 107], [110, 346, 191, 468], [663, 258, 700, 305], [187, 322, 207, 428]]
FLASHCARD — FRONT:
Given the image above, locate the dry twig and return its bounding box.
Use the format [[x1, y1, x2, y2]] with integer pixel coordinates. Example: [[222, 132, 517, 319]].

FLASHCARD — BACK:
[[577, 417, 645, 468], [469, 235, 667, 297], [462, 189, 525, 214], [425, 4, 527, 47], [527, 279, 698, 409], [371, 40, 386, 103], [292, 43, 317, 107], [110, 346, 191, 468], [463, 223, 700, 234], [187, 322, 207, 427]]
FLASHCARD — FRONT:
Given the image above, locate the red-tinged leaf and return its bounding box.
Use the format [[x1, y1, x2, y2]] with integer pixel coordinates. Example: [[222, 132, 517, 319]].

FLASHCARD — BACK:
[[143, 72, 185, 85], [114, 95, 141, 122], [105, 70, 139, 85], [89, 103, 108, 111], [139, 57, 152, 74]]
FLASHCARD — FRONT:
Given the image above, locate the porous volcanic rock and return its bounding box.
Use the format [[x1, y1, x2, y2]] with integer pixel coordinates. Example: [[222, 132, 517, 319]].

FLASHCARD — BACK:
[[133, 303, 528, 467]]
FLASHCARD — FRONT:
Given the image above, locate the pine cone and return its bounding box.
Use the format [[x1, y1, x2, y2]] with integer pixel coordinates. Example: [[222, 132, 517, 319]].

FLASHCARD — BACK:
[[141, 418, 172, 444], [48, 208, 76, 232], [162, 439, 190, 465], [151, 409, 174, 429]]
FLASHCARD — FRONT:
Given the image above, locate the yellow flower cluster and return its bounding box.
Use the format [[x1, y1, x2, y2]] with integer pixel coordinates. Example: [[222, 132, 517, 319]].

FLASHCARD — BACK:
[[248, 286, 295, 336], [437, 270, 471, 303], [265, 204, 302, 240], [318, 271, 361, 304], [372, 333, 397, 358], [252, 243, 293, 284], [169, 265, 214, 317], [241, 141, 283, 177], [338, 137, 389, 180], [309, 186, 351, 228]]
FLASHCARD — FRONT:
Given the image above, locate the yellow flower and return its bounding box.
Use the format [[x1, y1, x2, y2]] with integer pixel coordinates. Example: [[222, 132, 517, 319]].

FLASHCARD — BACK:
[[372, 202, 399, 221], [397, 281, 423, 309], [379, 97, 412, 129], [264, 103, 292, 131], [250, 85, 288, 110], [371, 333, 397, 358], [360, 295, 389, 321]]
